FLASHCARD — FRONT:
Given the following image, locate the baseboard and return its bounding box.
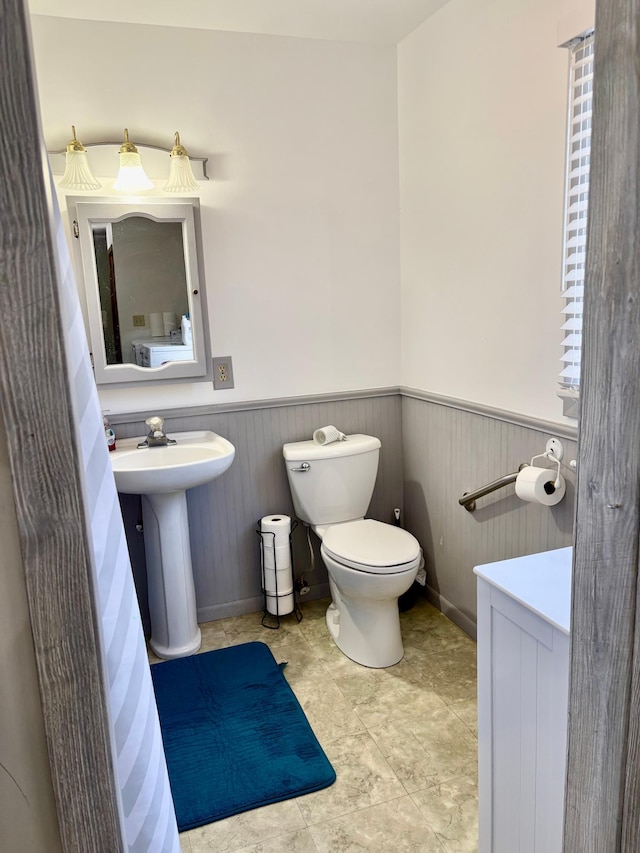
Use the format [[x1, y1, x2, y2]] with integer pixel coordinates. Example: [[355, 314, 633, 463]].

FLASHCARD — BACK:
[[197, 582, 331, 624], [197, 596, 265, 623], [425, 585, 477, 641]]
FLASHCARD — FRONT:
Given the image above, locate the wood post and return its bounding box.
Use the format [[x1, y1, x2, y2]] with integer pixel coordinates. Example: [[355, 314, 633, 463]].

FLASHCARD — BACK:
[[565, 0, 640, 849], [0, 1, 124, 848]]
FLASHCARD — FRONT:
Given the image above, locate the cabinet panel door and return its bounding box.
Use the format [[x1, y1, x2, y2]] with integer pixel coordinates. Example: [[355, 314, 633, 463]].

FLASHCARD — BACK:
[[478, 580, 569, 853]]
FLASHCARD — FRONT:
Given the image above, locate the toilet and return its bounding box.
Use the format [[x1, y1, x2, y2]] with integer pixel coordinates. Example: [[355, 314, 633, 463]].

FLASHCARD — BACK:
[[283, 434, 421, 668]]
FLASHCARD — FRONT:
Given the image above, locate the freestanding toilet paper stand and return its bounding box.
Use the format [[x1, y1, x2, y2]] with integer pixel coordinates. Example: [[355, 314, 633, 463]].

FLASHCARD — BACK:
[[256, 519, 303, 629]]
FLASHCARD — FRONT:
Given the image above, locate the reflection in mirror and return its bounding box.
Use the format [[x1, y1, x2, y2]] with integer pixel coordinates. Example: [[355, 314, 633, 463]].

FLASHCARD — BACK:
[[71, 199, 208, 387], [92, 217, 189, 365]]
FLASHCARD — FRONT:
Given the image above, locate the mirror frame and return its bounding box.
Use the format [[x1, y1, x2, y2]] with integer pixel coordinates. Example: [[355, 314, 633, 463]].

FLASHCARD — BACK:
[[70, 197, 209, 386]]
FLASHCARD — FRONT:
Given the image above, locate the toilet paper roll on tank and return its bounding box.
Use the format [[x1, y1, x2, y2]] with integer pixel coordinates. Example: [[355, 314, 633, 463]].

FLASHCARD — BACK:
[[313, 425, 346, 445], [515, 466, 566, 506]]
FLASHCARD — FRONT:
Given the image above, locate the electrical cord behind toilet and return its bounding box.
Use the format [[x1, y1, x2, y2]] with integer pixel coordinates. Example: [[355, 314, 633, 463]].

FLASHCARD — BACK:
[[294, 524, 315, 595]]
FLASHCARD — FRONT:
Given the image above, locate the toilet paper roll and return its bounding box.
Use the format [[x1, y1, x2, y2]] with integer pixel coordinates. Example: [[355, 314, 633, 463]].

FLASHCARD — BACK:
[[162, 312, 177, 335], [266, 591, 295, 616], [515, 466, 566, 506], [264, 566, 294, 595], [313, 425, 346, 445], [263, 544, 291, 572], [150, 312, 164, 337], [260, 515, 291, 547]]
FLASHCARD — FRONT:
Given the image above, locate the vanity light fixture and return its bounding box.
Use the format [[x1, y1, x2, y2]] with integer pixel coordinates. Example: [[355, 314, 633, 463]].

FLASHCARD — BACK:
[[59, 126, 101, 190], [164, 132, 199, 193], [113, 128, 154, 192], [50, 128, 208, 191]]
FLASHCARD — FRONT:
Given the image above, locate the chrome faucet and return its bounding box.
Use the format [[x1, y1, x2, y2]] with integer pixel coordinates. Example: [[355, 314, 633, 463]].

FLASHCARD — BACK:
[[137, 416, 177, 448]]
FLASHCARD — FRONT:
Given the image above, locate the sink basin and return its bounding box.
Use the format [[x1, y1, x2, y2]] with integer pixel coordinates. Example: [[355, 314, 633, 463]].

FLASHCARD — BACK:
[[111, 430, 235, 494], [110, 428, 235, 659]]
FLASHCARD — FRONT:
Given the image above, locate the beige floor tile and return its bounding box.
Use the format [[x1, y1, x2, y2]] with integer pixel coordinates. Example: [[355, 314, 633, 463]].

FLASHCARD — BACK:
[[296, 611, 334, 642], [296, 730, 405, 825], [234, 828, 319, 853], [270, 638, 335, 688], [298, 597, 332, 621], [411, 775, 478, 853], [293, 676, 366, 742], [401, 611, 477, 657], [222, 621, 306, 651], [334, 664, 446, 729], [450, 698, 478, 738], [179, 834, 192, 852], [198, 621, 229, 653], [303, 631, 379, 679], [406, 644, 477, 705], [186, 799, 306, 853], [308, 795, 446, 852], [370, 707, 477, 793]]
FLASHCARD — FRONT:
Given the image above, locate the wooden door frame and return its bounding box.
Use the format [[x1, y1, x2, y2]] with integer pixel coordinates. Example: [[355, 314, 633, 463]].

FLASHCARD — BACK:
[[0, 1, 124, 848], [564, 0, 640, 849]]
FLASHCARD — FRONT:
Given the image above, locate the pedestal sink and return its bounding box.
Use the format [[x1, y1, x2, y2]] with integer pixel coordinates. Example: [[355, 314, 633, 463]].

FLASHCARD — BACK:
[[110, 430, 235, 659]]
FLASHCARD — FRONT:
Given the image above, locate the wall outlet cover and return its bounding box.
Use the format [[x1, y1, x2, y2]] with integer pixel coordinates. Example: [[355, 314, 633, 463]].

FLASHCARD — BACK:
[[132, 314, 146, 327], [213, 356, 234, 390]]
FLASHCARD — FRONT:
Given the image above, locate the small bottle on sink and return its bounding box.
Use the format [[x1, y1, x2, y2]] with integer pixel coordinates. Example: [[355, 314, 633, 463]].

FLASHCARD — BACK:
[[103, 414, 116, 452]]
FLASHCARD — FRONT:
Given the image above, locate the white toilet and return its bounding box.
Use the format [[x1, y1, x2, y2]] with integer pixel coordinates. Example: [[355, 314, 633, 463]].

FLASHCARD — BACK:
[[283, 434, 421, 668]]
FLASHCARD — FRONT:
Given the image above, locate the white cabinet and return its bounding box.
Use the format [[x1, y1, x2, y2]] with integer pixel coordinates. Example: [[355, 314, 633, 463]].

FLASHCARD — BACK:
[[130, 338, 194, 368], [474, 547, 571, 853]]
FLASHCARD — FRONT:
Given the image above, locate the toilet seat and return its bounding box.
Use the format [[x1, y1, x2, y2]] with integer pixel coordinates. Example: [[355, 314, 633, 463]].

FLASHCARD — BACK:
[[321, 519, 420, 574]]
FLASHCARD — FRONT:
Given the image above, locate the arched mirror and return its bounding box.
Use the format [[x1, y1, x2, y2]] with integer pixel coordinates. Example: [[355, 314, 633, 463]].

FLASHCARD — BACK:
[[70, 198, 209, 386]]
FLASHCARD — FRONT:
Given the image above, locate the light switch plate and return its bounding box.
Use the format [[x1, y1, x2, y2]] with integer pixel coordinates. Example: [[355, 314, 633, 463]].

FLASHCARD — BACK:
[[213, 356, 234, 390]]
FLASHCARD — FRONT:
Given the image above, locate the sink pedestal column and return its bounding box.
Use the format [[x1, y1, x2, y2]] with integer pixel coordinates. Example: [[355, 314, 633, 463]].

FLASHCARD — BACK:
[[142, 490, 201, 659]]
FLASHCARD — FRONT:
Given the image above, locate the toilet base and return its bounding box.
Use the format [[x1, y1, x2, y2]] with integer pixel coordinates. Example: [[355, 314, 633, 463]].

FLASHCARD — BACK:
[[325, 598, 405, 668], [322, 550, 418, 668]]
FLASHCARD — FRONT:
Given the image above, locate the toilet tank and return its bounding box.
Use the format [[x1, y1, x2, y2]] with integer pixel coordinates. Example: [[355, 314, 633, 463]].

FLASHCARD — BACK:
[[282, 434, 381, 525]]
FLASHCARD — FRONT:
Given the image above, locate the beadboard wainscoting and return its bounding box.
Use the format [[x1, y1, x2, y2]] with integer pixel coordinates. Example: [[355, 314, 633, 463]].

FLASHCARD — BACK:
[[110, 391, 403, 630], [110, 389, 577, 638], [401, 392, 577, 637]]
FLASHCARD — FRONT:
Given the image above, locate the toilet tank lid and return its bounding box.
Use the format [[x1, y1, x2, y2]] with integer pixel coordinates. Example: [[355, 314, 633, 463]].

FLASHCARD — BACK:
[[283, 434, 381, 462]]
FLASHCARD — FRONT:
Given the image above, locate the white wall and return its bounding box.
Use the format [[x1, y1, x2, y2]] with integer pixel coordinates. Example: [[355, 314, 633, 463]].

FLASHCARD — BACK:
[[32, 2, 596, 425], [30, 16, 401, 414], [398, 0, 595, 424]]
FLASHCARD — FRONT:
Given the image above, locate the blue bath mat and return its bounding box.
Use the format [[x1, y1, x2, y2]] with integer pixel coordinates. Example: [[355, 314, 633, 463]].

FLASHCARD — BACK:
[[150, 641, 336, 831]]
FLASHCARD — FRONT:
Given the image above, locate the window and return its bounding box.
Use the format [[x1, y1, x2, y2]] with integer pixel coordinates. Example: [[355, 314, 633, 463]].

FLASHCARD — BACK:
[[559, 32, 594, 413]]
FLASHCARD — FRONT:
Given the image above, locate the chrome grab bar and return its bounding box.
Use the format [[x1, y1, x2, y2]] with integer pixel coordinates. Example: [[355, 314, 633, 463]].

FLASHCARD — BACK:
[[290, 462, 311, 473], [459, 463, 528, 512]]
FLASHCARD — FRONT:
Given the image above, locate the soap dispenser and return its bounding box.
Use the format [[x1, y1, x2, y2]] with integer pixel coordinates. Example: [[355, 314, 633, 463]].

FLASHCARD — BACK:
[[103, 414, 116, 452]]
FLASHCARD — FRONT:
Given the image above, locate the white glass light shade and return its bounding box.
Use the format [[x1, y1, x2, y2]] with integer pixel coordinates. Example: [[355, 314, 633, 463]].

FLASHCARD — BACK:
[[113, 129, 153, 192], [113, 151, 154, 191], [164, 155, 199, 192], [60, 150, 102, 190], [59, 126, 101, 190], [163, 132, 199, 193]]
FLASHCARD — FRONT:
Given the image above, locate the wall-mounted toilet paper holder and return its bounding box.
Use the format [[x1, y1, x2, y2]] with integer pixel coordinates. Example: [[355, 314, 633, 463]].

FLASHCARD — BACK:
[[458, 438, 567, 512], [529, 438, 564, 487]]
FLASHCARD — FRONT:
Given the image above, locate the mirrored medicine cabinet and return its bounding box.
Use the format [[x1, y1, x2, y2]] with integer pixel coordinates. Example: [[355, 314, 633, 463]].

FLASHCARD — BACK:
[[68, 197, 210, 387]]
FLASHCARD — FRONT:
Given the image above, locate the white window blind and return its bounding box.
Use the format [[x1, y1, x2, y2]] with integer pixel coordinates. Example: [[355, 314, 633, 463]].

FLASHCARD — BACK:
[[560, 32, 594, 390]]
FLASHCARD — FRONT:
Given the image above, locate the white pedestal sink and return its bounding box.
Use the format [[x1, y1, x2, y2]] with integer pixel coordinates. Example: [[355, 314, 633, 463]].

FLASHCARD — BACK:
[[110, 430, 235, 659]]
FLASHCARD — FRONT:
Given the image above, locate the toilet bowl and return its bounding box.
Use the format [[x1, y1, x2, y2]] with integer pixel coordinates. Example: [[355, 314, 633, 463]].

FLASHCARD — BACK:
[[317, 518, 421, 667], [283, 433, 421, 668]]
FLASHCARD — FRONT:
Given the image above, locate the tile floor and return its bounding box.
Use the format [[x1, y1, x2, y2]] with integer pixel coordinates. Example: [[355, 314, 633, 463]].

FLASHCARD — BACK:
[[156, 594, 479, 852]]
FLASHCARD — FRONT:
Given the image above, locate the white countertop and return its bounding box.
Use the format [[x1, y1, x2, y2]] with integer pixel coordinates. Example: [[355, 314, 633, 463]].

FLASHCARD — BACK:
[[474, 547, 572, 635]]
